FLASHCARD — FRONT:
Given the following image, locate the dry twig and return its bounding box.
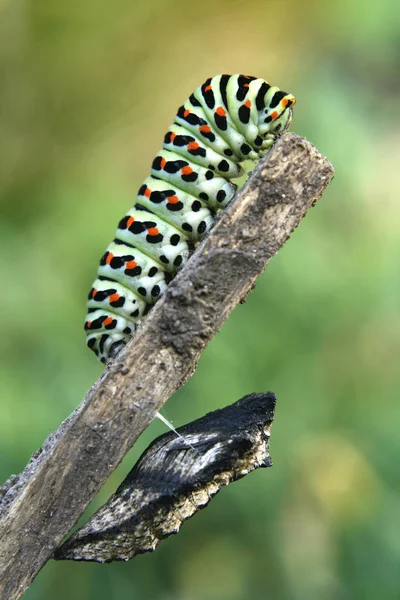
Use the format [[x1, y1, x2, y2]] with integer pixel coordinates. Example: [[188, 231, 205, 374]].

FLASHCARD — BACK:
[[54, 392, 276, 563], [0, 133, 334, 599]]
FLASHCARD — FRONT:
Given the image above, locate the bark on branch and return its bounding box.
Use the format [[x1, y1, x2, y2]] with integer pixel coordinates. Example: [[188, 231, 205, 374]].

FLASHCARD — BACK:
[[0, 133, 334, 599], [54, 392, 276, 563]]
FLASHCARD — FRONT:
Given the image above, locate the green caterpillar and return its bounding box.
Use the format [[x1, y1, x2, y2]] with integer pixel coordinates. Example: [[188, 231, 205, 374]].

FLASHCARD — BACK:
[[85, 74, 296, 363]]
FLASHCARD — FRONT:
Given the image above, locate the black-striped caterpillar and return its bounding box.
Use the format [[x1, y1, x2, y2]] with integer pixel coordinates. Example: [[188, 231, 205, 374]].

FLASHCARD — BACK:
[[85, 74, 296, 363]]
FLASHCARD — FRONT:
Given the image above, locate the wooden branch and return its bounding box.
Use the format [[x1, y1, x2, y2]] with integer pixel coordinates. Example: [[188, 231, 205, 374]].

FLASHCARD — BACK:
[[0, 133, 334, 599], [54, 392, 276, 563]]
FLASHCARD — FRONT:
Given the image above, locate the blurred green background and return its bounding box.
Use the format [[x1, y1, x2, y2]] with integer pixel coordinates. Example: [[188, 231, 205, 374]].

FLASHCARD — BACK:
[[1, 0, 399, 598]]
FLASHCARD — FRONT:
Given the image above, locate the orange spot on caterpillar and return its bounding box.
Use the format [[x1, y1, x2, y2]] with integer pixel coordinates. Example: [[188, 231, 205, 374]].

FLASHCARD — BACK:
[[109, 293, 119, 303], [168, 195, 179, 204], [103, 317, 113, 327], [183, 109, 190, 118], [160, 158, 166, 169], [87, 321, 92, 328], [205, 85, 212, 92], [144, 188, 151, 198], [187, 141, 199, 150], [283, 97, 295, 108], [147, 228, 159, 236], [92, 288, 97, 298], [244, 83, 249, 88], [216, 106, 226, 117], [125, 260, 137, 270], [127, 216, 135, 227], [199, 125, 211, 133], [245, 100, 251, 108], [170, 132, 176, 141], [181, 166, 193, 175], [270, 111, 279, 120], [106, 253, 114, 265]]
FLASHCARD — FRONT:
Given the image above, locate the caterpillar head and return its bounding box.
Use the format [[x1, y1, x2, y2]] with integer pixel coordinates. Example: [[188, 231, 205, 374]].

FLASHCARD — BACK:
[[257, 87, 296, 152]]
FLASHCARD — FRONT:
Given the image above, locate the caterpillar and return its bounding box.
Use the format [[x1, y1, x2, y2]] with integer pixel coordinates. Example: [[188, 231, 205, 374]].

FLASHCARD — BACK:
[[85, 74, 296, 363]]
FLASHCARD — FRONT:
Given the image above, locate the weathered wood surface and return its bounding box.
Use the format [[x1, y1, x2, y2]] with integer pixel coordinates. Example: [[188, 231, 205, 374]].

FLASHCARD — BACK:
[[54, 392, 276, 563], [0, 133, 334, 599]]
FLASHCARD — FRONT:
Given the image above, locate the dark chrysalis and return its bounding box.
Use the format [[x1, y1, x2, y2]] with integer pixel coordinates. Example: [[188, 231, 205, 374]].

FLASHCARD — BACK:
[[54, 392, 276, 563], [85, 74, 296, 363]]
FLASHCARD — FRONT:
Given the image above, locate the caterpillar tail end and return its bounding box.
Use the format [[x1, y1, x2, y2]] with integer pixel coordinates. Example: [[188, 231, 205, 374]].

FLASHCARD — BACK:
[[86, 332, 129, 364]]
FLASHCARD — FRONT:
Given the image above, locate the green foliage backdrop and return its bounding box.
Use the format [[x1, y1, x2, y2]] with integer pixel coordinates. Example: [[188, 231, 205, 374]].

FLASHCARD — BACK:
[[1, 0, 399, 598]]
